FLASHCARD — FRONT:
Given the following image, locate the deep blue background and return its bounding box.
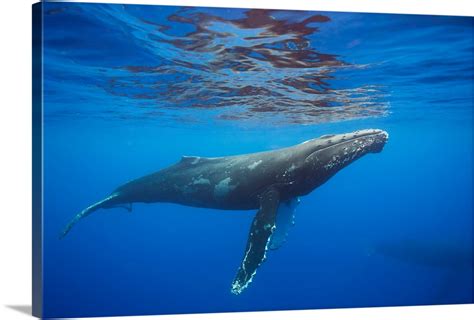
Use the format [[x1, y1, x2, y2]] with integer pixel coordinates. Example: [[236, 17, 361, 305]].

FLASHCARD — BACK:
[[41, 3, 473, 318]]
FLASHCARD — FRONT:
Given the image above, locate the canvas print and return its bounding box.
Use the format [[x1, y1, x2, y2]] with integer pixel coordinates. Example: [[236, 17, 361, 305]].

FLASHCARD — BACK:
[[32, 1, 473, 318]]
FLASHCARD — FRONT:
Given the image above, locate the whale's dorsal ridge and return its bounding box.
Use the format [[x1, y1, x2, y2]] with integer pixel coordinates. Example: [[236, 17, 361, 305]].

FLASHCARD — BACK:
[[179, 155, 226, 167], [181, 155, 199, 161], [180, 155, 207, 165]]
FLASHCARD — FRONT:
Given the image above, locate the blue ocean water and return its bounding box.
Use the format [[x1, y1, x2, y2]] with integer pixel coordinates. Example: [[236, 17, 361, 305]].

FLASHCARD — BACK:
[[40, 2, 473, 318]]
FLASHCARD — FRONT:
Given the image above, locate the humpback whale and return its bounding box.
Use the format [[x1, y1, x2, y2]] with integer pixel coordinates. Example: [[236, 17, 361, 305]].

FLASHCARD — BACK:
[[61, 128, 388, 294]]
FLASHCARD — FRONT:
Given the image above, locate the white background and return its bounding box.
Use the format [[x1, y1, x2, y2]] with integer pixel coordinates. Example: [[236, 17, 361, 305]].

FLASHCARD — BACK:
[[0, 0, 472, 319]]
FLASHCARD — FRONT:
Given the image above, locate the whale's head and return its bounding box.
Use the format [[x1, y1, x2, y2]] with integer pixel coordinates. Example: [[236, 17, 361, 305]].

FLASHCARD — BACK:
[[297, 129, 388, 193], [314, 128, 388, 157]]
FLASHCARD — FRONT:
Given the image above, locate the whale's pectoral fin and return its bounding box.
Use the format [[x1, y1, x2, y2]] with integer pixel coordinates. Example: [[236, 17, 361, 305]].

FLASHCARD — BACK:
[[231, 187, 280, 295], [269, 197, 300, 250]]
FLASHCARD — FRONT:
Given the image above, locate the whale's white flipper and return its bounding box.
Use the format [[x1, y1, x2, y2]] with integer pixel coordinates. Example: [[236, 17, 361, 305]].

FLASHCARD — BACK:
[[231, 187, 280, 295], [269, 197, 300, 250]]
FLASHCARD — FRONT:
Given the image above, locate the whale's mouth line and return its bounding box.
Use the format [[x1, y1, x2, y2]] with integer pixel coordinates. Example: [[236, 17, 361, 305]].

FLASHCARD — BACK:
[[317, 130, 388, 152]]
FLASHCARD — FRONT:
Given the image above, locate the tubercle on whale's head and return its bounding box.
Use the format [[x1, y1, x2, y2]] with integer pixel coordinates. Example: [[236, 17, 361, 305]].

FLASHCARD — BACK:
[[301, 129, 388, 186]]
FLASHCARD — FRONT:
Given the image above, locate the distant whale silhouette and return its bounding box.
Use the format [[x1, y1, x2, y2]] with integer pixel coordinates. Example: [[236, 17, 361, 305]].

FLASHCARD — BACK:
[[374, 239, 473, 270], [372, 238, 473, 303], [61, 129, 388, 294]]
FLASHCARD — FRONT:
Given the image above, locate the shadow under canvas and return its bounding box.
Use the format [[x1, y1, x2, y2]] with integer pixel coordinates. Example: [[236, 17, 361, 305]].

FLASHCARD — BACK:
[[5, 305, 32, 316]]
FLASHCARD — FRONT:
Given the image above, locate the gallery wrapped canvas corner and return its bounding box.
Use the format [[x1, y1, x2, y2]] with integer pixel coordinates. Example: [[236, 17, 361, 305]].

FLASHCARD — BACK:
[[32, 1, 473, 318]]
